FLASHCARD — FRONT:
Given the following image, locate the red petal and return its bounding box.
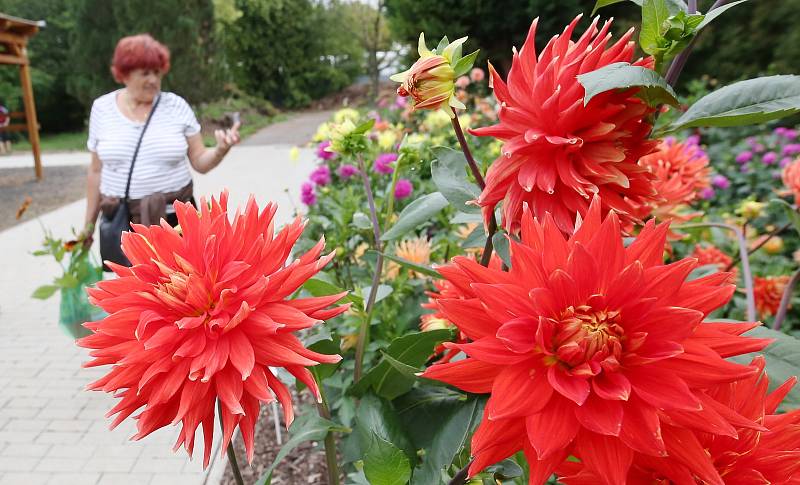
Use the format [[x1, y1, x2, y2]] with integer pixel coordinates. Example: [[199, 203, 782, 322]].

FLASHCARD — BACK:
[[548, 365, 591, 405], [525, 395, 580, 458], [574, 394, 623, 436], [574, 429, 634, 485], [421, 358, 501, 393]]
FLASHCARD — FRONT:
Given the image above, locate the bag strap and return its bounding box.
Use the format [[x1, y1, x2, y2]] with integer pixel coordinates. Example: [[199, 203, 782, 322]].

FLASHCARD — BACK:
[[123, 93, 162, 201]]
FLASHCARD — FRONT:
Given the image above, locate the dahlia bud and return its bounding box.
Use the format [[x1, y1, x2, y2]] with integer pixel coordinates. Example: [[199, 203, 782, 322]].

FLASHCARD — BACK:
[[390, 33, 478, 116], [738, 200, 765, 219], [763, 236, 784, 254]]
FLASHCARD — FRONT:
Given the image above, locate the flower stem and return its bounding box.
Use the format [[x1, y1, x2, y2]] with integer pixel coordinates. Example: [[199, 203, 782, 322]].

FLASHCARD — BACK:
[[664, 0, 731, 86], [315, 375, 340, 485], [677, 222, 756, 321], [773, 267, 800, 331], [383, 154, 403, 221], [354, 154, 385, 382], [447, 459, 473, 485], [450, 109, 497, 266], [217, 400, 244, 485]]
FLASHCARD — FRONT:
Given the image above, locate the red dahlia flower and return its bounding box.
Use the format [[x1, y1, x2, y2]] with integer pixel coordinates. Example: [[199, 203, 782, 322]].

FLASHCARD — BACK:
[[631, 137, 711, 228], [557, 356, 800, 484], [78, 193, 347, 467], [753, 275, 790, 317], [421, 197, 771, 484], [470, 16, 659, 235], [782, 158, 800, 204], [691, 243, 738, 282]]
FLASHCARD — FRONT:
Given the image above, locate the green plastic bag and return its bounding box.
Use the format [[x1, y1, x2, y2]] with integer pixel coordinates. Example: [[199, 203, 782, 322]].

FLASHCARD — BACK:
[[58, 268, 104, 339]]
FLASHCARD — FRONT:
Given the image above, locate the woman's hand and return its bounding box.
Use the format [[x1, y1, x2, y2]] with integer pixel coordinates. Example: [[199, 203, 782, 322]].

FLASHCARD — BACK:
[[214, 121, 241, 154]]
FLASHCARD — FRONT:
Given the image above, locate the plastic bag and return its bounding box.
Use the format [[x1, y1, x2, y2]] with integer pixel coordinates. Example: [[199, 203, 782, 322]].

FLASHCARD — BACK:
[[58, 255, 104, 339]]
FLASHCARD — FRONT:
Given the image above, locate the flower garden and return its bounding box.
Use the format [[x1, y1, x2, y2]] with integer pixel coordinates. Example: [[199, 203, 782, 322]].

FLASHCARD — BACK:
[[35, 1, 800, 484]]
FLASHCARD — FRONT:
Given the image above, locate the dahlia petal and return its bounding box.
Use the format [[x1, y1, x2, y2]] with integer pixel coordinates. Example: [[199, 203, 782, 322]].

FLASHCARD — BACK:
[[496, 317, 539, 353], [618, 395, 665, 456], [627, 366, 701, 411], [591, 371, 631, 401], [525, 395, 580, 458], [662, 425, 725, 485], [575, 429, 633, 485], [574, 393, 623, 436], [265, 368, 294, 426], [468, 416, 526, 477], [659, 350, 759, 388], [420, 358, 500, 393], [547, 365, 590, 405], [228, 331, 255, 380], [450, 337, 530, 365], [524, 441, 570, 485], [488, 363, 552, 420]]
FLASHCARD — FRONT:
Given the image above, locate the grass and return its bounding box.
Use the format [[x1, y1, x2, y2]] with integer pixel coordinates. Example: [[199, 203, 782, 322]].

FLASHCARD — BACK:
[[13, 131, 87, 153]]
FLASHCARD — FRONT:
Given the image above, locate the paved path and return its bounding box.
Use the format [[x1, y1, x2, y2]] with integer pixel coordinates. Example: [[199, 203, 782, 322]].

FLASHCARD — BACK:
[[0, 110, 329, 484], [241, 110, 334, 147]]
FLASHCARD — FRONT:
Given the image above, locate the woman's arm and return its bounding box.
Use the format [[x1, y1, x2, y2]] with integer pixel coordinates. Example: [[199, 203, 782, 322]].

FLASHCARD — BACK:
[[186, 122, 241, 174], [84, 151, 102, 230]]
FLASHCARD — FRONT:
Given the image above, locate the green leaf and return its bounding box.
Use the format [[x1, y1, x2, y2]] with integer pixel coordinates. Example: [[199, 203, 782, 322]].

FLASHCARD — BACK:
[[352, 212, 373, 230], [349, 330, 454, 400], [487, 459, 524, 480], [354, 118, 375, 134], [372, 250, 440, 279], [666, 75, 800, 131], [305, 338, 342, 389], [54, 273, 80, 289], [255, 413, 348, 485], [640, 0, 671, 55], [302, 278, 363, 308], [770, 199, 800, 237], [354, 393, 416, 461], [364, 433, 412, 485], [577, 62, 679, 107], [492, 232, 511, 268], [696, 0, 749, 30], [435, 36, 449, 54], [594, 0, 687, 14], [395, 388, 483, 485], [462, 224, 486, 249], [452, 50, 479, 78], [729, 325, 800, 411], [381, 351, 423, 377], [361, 284, 393, 309], [592, 0, 631, 15], [382, 192, 449, 241], [31, 285, 59, 300], [431, 147, 481, 214]]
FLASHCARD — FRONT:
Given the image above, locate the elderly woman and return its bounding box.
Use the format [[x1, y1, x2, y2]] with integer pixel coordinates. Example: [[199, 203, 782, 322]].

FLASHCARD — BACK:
[[83, 34, 239, 258]]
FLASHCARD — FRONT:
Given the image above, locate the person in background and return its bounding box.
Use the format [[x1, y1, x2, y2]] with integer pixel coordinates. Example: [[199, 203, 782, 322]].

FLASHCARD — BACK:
[[0, 101, 11, 155], [83, 33, 240, 242]]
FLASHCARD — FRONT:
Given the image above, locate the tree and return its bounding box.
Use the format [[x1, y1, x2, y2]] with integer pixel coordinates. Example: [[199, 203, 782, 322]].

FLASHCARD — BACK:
[[222, 0, 364, 108], [342, 1, 393, 100], [67, 0, 220, 108]]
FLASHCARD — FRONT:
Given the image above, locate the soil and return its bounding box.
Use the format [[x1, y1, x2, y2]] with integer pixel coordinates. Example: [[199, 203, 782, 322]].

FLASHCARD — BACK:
[[0, 165, 87, 232], [220, 391, 331, 485]]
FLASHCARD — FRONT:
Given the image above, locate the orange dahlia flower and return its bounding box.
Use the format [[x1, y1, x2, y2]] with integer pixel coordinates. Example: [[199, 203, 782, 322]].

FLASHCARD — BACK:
[[421, 197, 770, 483], [632, 137, 711, 224], [753, 275, 790, 317], [781, 158, 800, 204], [470, 16, 659, 235], [78, 194, 347, 467], [557, 356, 800, 484], [691, 243, 738, 282], [385, 236, 432, 279]]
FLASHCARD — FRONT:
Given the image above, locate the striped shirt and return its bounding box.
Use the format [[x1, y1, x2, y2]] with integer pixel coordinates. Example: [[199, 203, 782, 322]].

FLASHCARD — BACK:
[[87, 90, 200, 199]]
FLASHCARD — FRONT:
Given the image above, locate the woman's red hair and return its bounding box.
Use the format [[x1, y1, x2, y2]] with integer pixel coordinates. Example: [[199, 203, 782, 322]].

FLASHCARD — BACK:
[[111, 34, 170, 82]]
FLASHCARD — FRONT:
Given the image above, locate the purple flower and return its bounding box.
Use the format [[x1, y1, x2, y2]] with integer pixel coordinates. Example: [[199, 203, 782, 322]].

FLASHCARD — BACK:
[[781, 157, 794, 168], [740, 165, 750, 173], [374, 153, 398, 175], [699, 187, 715, 200], [310, 165, 332, 186], [394, 179, 413, 199], [753, 143, 766, 153], [746, 136, 759, 147], [762, 151, 778, 165], [337, 163, 358, 179], [316, 141, 335, 160], [774, 127, 788, 137], [300, 182, 316, 206], [394, 96, 408, 109], [783, 144, 800, 156], [685, 134, 701, 146], [711, 175, 730, 189], [783, 129, 798, 139], [735, 151, 753, 163]]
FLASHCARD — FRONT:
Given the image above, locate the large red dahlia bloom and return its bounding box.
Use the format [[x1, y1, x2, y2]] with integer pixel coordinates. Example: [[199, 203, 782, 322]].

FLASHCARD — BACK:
[[78, 193, 347, 467], [470, 16, 659, 235], [420, 197, 771, 484], [557, 356, 800, 484]]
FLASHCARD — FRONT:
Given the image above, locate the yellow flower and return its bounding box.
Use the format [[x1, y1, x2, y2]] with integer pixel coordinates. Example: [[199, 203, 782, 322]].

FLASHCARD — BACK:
[[737, 200, 765, 219], [385, 236, 432, 280], [763, 236, 785, 255], [333, 108, 360, 124], [420, 316, 452, 332], [289, 146, 300, 161], [457, 114, 472, 130], [340, 333, 359, 352], [378, 131, 398, 151], [353, 242, 370, 262], [313, 122, 332, 142], [421, 109, 452, 132]]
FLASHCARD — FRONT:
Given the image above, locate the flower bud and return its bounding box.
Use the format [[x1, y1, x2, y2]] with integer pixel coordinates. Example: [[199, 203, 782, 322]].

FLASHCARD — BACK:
[[390, 33, 478, 116], [738, 200, 765, 219]]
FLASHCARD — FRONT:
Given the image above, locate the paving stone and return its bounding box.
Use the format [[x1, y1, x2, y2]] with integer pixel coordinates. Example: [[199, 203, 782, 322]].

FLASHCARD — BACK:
[[36, 431, 83, 445], [96, 472, 153, 485], [35, 457, 89, 473], [0, 472, 51, 485], [0, 455, 40, 472], [45, 472, 100, 485], [82, 457, 136, 473], [1, 442, 50, 458]]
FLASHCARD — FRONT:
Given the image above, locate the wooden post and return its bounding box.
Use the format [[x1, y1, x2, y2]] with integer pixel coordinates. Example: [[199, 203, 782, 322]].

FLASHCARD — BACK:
[[18, 47, 42, 180]]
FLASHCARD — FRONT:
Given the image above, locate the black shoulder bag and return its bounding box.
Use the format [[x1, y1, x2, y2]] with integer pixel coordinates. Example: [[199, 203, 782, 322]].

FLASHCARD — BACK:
[[99, 94, 161, 271]]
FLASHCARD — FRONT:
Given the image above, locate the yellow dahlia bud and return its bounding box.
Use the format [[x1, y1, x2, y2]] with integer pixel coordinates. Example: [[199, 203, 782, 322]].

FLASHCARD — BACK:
[[390, 33, 478, 117], [420, 316, 453, 332], [738, 200, 765, 219], [763, 236, 784, 255]]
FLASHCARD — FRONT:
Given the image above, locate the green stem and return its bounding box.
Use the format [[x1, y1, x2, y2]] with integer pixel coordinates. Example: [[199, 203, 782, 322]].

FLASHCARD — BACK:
[[315, 375, 340, 485], [449, 109, 497, 266], [383, 154, 403, 222], [218, 400, 244, 485], [354, 154, 385, 382]]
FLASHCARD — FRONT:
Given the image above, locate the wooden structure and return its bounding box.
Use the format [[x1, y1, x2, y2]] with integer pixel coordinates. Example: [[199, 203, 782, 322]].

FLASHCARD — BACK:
[[0, 13, 45, 179]]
